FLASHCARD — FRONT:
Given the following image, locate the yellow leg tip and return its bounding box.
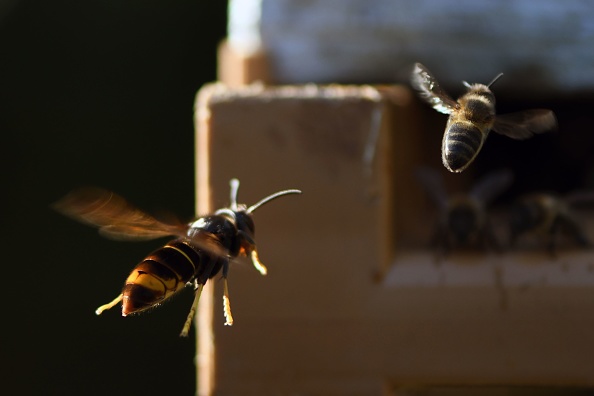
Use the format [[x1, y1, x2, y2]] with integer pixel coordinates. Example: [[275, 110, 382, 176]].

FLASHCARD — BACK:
[[95, 294, 123, 316], [179, 326, 191, 337], [223, 279, 234, 326], [251, 250, 268, 275], [223, 295, 234, 326]]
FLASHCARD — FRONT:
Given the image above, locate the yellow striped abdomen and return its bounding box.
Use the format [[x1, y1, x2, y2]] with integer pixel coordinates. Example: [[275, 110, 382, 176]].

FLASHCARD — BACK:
[[121, 240, 200, 316]]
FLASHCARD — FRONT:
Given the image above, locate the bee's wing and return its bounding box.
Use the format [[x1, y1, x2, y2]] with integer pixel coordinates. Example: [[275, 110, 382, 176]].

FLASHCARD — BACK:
[[469, 169, 514, 204], [492, 109, 557, 140], [52, 187, 188, 241], [415, 167, 449, 209], [410, 63, 458, 115]]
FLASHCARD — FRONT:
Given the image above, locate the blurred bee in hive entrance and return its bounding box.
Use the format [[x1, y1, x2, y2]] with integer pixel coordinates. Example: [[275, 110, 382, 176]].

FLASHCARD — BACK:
[[411, 63, 557, 173], [509, 191, 594, 257], [416, 167, 513, 261], [53, 179, 301, 337]]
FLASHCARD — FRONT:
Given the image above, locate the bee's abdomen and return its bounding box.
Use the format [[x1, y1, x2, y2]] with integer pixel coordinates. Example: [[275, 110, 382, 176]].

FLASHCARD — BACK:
[[121, 240, 201, 315], [442, 122, 486, 173]]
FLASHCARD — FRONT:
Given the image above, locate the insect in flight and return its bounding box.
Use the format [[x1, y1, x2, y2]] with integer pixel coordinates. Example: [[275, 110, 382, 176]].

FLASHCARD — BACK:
[[416, 167, 513, 260], [53, 179, 301, 337], [411, 63, 557, 173]]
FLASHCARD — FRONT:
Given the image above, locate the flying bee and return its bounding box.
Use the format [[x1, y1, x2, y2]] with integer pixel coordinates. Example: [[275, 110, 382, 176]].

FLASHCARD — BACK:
[[411, 63, 557, 173], [509, 191, 594, 256], [416, 167, 513, 260], [53, 179, 301, 337]]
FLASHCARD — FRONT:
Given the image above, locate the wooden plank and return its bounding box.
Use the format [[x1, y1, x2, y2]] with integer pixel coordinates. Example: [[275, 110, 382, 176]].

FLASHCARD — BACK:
[[217, 40, 271, 87]]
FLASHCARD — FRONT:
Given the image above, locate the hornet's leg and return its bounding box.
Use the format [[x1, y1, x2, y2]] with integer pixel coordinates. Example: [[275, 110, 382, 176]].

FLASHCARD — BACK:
[[238, 230, 268, 275], [180, 281, 204, 337], [95, 294, 123, 315], [222, 259, 234, 326], [250, 249, 267, 275], [180, 255, 219, 337]]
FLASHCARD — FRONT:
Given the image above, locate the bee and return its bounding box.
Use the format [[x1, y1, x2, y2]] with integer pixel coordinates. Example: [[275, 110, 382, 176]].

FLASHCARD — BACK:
[[53, 179, 301, 336], [416, 167, 513, 259], [509, 191, 594, 256], [411, 63, 557, 173]]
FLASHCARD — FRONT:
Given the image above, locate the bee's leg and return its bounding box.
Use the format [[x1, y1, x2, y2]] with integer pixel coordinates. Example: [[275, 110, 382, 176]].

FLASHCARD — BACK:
[[238, 230, 267, 275], [222, 260, 234, 326], [95, 294, 123, 315], [180, 281, 204, 337]]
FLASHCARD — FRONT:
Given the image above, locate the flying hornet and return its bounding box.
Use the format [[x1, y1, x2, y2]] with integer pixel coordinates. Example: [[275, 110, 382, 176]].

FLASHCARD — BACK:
[[53, 179, 301, 336]]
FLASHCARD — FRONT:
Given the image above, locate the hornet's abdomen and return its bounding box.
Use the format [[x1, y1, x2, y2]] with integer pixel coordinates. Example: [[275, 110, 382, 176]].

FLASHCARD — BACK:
[[442, 121, 487, 173], [122, 240, 201, 315]]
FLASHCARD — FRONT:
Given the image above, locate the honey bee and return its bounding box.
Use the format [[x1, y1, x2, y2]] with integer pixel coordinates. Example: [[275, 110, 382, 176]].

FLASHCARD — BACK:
[[53, 179, 301, 336], [411, 63, 557, 173], [416, 167, 513, 259], [509, 192, 594, 255]]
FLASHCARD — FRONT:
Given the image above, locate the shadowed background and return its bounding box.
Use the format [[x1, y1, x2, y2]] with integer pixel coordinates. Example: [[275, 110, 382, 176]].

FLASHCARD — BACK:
[[4, 1, 594, 394], [0, 1, 226, 394]]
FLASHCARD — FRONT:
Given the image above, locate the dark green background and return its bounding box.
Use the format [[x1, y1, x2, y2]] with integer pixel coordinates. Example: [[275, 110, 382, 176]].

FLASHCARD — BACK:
[[1, 1, 226, 394]]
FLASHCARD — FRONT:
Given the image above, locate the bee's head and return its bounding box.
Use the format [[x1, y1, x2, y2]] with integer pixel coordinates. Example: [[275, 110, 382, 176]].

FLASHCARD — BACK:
[[463, 83, 496, 102], [462, 72, 503, 108]]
